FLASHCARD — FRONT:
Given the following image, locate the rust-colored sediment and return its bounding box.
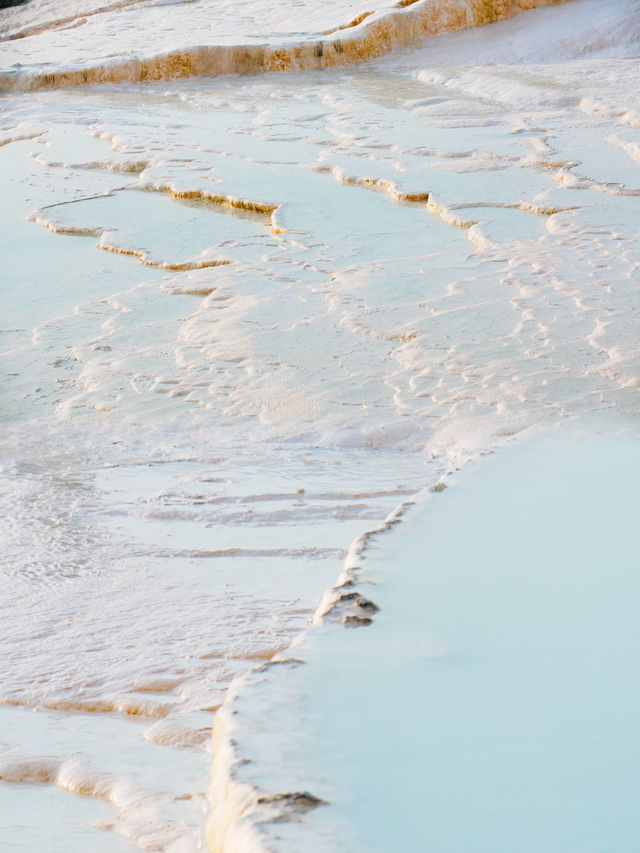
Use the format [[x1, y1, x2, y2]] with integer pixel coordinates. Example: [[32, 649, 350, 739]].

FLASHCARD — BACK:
[[98, 242, 232, 271], [1, 0, 572, 93], [144, 183, 277, 217], [324, 11, 374, 35]]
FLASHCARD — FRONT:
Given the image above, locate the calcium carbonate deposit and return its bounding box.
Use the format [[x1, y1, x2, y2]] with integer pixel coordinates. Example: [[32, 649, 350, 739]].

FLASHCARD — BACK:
[[1, 0, 639, 849]]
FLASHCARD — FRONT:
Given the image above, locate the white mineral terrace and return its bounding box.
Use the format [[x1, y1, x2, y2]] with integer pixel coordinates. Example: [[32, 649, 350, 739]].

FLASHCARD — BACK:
[[1, 0, 639, 849], [0, 0, 573, 90]]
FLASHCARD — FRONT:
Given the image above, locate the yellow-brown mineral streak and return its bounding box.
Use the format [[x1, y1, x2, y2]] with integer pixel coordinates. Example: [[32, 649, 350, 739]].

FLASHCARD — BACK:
[[1, 0, 571, 92]]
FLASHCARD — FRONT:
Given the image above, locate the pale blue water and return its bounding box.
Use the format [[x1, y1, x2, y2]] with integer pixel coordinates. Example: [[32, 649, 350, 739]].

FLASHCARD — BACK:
[[226, 437, 640, 852]]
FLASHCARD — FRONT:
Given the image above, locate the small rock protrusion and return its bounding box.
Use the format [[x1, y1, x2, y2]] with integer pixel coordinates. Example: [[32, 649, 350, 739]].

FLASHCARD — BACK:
[[256, 791, 329, 812], [343, 615, 373, 627]]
